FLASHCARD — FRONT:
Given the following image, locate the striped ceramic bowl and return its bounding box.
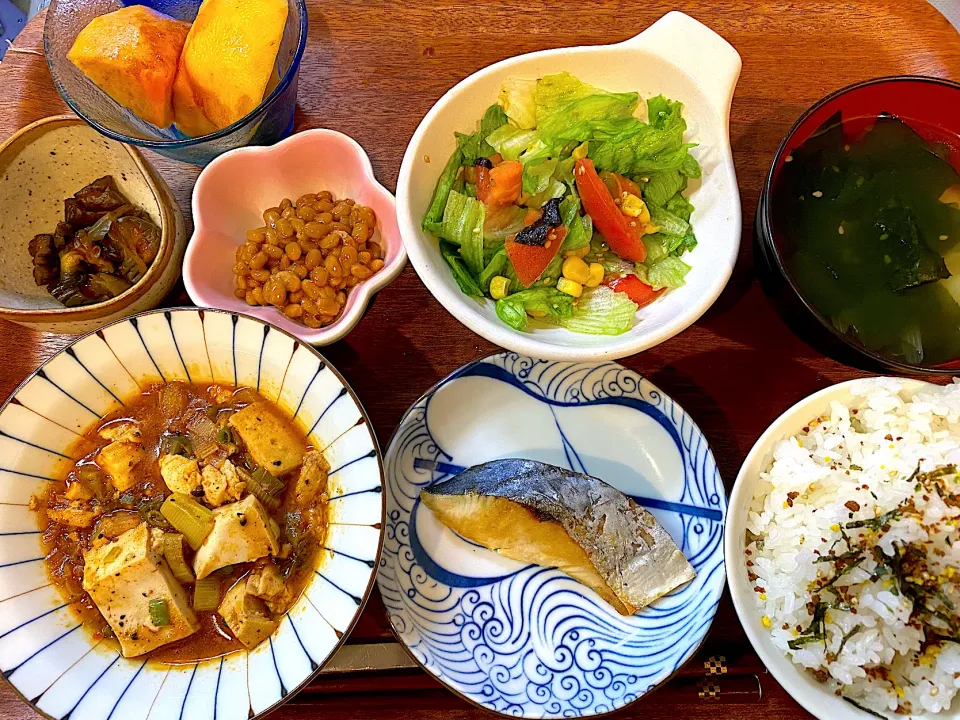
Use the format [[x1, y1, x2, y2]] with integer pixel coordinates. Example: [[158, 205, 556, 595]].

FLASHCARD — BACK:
[[0, 308, 384, 720]]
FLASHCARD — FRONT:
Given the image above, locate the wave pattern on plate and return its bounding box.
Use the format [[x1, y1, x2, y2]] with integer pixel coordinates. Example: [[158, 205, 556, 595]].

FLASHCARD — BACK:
[[379, 352, 725, 718]]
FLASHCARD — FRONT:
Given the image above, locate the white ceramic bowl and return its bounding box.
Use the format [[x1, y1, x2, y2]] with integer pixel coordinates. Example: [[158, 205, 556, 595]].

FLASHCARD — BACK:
[[0, 308, 384, 720], [725, 377, 938, 720], [183, 129, 406, 346], [396, 11, 742, 362]]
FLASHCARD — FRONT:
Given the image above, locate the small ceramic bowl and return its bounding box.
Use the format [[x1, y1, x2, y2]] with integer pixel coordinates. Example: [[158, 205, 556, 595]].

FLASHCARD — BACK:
[[44, 0, 307, 166], [0, 307, 385, 720], [725, 377, 936, 720], [183, 129, 406, 346], [396, 11, 742, 362], [755, 76, 960, 375], [0, 115, 186, 334]]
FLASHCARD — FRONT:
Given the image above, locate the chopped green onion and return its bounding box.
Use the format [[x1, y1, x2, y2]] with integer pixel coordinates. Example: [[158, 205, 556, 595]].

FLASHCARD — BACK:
[[193, 577, 220, 611], [216, 426, 235, 445], [160, 494, 214, 550], [163, 533, 195, 584], [187, 414, 219, 463], [247, 466, 285, 509], [160, 434, 193, 457], [149, 598, 170, 626], [77, 465, 106, 485]]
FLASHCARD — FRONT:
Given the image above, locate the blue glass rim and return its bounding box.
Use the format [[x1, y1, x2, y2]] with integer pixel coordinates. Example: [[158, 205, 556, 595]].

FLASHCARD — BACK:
[[42, 0, 309, 150]]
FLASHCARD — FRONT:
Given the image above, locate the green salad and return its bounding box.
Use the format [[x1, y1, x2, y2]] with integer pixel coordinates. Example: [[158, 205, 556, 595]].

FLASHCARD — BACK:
[[421, 72, 702, 335]]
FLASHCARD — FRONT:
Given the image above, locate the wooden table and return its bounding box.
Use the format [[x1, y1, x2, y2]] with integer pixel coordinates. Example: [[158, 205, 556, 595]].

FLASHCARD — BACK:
[[1, 1, 959, 718]]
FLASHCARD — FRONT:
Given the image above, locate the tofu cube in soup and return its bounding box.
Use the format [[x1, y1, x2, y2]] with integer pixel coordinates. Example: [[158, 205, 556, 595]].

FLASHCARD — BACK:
[[82, 523, 198, 657], [159, 454, 202, 494], [229, 403, 306, 476], [201, 459, 246, 507], [291, 450, 328, 507], [218, 579, 278, 649], [247, 561, 294, 613], [193, 494, 280, 579], [96, 423, 145, 492]]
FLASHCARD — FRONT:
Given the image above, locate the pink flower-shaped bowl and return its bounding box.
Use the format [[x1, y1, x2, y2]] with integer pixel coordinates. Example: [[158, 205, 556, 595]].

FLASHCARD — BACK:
[[184, 129, 405, 345]]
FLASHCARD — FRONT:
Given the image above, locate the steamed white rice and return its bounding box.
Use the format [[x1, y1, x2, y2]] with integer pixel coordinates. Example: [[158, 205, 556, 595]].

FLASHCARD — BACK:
[[747, 378, 960, 716]]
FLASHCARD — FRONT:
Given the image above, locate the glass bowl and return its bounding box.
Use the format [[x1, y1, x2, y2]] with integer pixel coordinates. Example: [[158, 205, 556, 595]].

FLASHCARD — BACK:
[[755, 75, 960, 375], [43, 0, 307, 166]]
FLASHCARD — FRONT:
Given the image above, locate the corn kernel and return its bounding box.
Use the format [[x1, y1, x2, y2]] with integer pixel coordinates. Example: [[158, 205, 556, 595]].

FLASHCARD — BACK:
[[759, 593, 767, 601], [620, 193, 648, 219], [489, 276, 511, 300], [761, 616, 772, 629], [830, 524, 840, 532], [564, 245, 591, 259], [556, 277, 583, 298], [562, 256, 591, 284], [572, 141, 589, 160], [586, 263, 605, 288], [527, 309, 547, 318]]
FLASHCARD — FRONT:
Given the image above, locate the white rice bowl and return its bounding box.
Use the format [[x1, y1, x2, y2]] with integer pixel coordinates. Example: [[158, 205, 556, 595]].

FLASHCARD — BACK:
[[745, 378, 960, 717]]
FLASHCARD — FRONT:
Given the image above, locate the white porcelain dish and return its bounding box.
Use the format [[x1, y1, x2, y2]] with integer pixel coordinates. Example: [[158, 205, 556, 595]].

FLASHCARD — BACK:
[[396, 11, 742, 362], [379, 352, 726, 717], [0, 308, 384, 720], [725, 377, 941, 720]]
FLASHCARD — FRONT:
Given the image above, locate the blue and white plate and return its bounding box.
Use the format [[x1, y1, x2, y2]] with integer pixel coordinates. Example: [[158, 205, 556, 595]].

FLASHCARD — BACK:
[[0, 308, 384, 720], [378, 353, 726, 718]]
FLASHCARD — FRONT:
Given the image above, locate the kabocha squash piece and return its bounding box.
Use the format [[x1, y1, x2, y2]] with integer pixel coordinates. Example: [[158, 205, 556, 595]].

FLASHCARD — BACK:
[[420, 459, 696, 615], [67, 6, 189, 128], [173, 0, 289, 135], [171, 60, 219, 137]]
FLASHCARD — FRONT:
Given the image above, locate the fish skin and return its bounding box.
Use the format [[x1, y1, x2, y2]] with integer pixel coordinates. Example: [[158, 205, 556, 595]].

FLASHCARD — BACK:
[[423, 459, 696, 613]]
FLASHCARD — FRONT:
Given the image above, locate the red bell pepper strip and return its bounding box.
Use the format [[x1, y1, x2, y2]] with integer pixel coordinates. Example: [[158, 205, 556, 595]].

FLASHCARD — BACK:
[[505, 226, 567, 288], [605, 274, 663, 308], [574, 158, 646, 262]]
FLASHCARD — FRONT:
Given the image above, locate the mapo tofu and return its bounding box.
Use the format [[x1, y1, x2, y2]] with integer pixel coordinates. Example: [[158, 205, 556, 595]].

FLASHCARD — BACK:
[[31, 382, 329, 661]]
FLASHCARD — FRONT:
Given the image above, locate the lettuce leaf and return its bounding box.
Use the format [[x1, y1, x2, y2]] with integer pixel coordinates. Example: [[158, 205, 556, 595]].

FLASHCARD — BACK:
[[478, 246, 508, 291], [648, 202, 690, 238], [483, 204, 526, 246], [636, 255, 691, 290], [643, 170, 685, 208], [456, 104, 509, 164], [422, 147, 463, 230], [522, 158, 559, 196], [499, 78, 537, 129], [495, 287, 575, 331], [535, 72, 602, 124], [559, 286, 638, 335], [538, 93, 639, 146], [587, 95, 700, 178], [434, 190, 485, 275], [440, 241, 482, 297], [485, 125, 544, 163]]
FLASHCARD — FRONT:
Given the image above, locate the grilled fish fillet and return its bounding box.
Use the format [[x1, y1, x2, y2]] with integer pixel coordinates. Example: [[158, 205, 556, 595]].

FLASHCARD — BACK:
[[419, 459, 696, 615]]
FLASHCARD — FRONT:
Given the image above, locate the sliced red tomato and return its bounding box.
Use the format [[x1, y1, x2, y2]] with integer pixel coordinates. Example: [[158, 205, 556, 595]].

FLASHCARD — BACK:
[[599, 171, 643, 202], [477, 160, 522, 207], [523, 208, 543, 226], [574, 159, 646, 262], [605, 274, 663, 308], [505, 226, 567, 288]]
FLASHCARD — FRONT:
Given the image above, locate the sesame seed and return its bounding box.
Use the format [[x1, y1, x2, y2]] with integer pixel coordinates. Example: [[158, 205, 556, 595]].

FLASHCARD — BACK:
[[812, 191, 823, 198], [785, 155, 793, 163], [940, 235, 949, 241], [838, 226, 845, 235]]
